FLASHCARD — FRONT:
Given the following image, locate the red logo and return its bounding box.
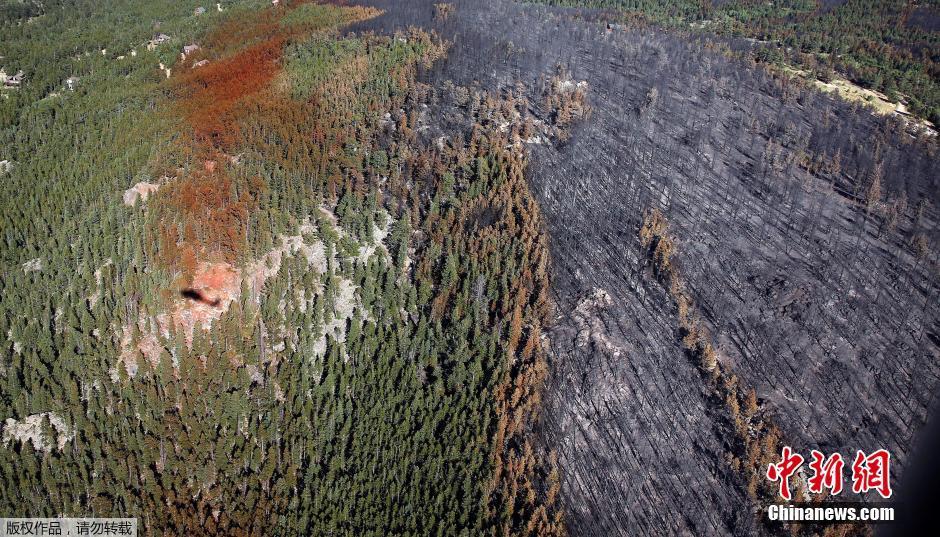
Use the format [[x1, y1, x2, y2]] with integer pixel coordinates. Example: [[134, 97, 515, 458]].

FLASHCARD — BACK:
[[851, 449, 892, 499], [807, 450, 844, 495], [767, 447, 892, 500], [766, 446, 804, 501]]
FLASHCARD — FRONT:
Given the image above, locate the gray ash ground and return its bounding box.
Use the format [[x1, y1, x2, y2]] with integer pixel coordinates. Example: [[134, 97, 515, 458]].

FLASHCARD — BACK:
[[351, 1, 940, 535]]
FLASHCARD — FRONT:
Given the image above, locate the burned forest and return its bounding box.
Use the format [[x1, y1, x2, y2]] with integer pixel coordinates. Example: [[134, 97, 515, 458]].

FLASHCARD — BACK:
[[355, 0, 939, 534]]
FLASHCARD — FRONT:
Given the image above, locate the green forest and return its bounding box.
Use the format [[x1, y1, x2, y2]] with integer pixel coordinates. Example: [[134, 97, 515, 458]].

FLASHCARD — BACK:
[[536, 0, 940, 125], [0, 1, 562, 535]]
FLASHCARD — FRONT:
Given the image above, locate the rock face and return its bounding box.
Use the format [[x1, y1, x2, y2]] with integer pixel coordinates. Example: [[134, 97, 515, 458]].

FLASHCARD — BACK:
[[21, 257, 41, 273], [2, 412, 73, 453], [117, 210, 384, 378], [122, 181, 160, 206], [351, 1, 940, 535]]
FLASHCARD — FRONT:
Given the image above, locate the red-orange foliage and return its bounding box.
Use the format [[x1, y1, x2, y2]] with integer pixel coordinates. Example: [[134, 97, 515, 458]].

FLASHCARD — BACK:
[[150, 1, 383, 276], [151, 3, 311, 272], [157, 164, 261, 270], [174, 37, 283, 150]]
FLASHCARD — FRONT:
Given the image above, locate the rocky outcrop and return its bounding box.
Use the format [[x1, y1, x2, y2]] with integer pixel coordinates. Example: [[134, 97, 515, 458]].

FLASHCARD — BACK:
[[2, 412, 73, 453], [122, 181, 160, 206]]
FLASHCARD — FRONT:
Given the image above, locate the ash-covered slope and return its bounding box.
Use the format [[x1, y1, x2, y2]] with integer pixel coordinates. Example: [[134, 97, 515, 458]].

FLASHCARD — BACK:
[[352, 1, 940, 535]]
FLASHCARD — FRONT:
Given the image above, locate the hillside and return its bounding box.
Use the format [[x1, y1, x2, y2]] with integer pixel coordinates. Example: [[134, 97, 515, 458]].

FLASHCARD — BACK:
[[537, 0, 940, 127], [1, 1, 560, 534], [1, 0, 938, 535]]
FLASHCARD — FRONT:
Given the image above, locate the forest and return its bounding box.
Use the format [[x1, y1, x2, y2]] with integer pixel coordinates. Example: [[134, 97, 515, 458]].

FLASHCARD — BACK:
[[2, 0, 938, 536], [1, 0, 561, 535], [536, 0, 940, 125], [348, 0, 938, 534]]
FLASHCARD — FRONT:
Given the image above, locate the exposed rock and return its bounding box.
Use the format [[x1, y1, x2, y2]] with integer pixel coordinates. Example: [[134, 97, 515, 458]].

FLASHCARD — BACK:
[[2, 69, 24, 88], [355, 217, 392, 264], [86, 258, 113, 309], [118, 317, 166, 378], [311, 277, 358, 360], [244, 222, 328, 304], [572, 288, 625, 358], [2, 412, 73, 453], [118, 217, 365, 374], [22, 257, 42, 273], [147, 33, 171, 51], [123, 181, 160, 206], [246, 364, 264, 384], [181, 43, 201, 61], [173, 262, 241, 336]]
